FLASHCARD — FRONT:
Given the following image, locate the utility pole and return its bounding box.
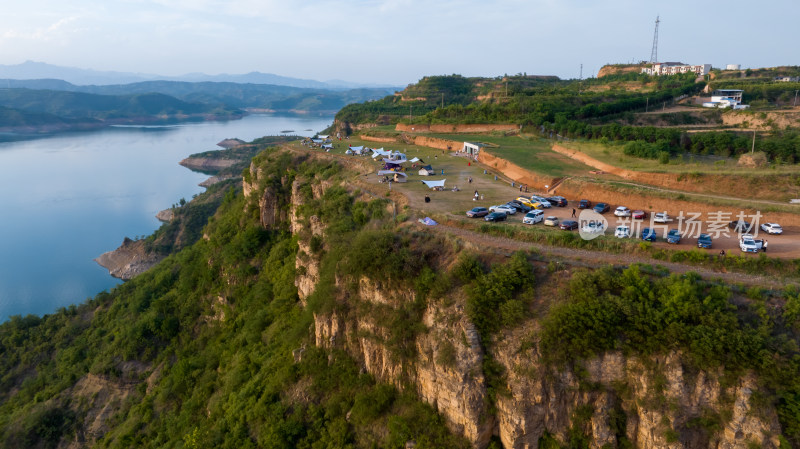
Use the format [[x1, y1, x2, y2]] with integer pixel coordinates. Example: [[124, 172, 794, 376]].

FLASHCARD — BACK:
[[410, 105, 412, 120], [441, 93, 444, 108], [751, 130, 756, 154], [646, 97, 649, 113], [794, 89, 799, 107], [579, 63, 583, 95]]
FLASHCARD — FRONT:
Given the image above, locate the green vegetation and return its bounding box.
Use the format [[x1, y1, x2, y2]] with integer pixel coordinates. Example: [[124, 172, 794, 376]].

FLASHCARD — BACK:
[[540, 265, 800, 441], [0, 149, 468, 448]]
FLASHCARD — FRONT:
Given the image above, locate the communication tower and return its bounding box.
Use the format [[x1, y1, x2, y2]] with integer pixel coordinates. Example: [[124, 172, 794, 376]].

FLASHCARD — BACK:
[[649, 16, 660, 63]]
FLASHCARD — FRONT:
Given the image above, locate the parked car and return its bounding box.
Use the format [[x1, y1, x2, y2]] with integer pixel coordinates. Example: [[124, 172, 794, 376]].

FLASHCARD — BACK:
[[547, 196, 568, 207], [593, 203, 610, 214], [515, 197, 536, 208], [728, 220, 753, 233], [761, 223, 783, 235], [560, 220, 578, 230], [544, 216, 559, 226], [666, 229, 681, 244], [739, 235, 762, 253], [614, 206, 631, 217], [697, 233, 713, 249], [489, 204, 516, 215], [614, 225, 631, 238], [466, 207, 489, 218], [578, 199, 592, 209], [653, 213, 670, 223], [522, 210, 544, 224], [530, 196, 552, 208], [581, 221, 605, 234], [507, 201, 531, 213], [632, 210, 647, 220], [484, 212, 507, 222], [641, 227, 657, 242]]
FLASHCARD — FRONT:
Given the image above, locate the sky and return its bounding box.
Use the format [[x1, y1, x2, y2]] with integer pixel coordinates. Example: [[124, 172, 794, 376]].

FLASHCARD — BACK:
[[0, 0, 797, 86]]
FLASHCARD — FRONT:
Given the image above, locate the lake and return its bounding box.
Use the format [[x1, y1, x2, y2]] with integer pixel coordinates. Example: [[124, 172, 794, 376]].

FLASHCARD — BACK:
[[0, 114, 333, 321]]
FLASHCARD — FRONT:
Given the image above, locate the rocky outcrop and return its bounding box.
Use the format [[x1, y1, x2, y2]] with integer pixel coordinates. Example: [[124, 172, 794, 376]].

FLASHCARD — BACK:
[[314, 279, 494, 447], [179, 156, 240, 173], [493, 339, 782, 449], [94, 238, 163, 280], [155, 208, 174, 222]]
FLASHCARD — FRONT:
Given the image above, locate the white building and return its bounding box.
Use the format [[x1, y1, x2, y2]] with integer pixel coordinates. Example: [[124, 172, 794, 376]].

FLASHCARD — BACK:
[[703, 89, 749, 109], [642, 62, 712, 76], [726, 64, 741, 70]]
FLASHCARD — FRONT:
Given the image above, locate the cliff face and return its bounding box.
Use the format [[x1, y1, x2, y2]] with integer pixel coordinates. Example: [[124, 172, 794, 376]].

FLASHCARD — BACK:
[[246, 162, 785, 449], [494, 339, 781, 449], [313, 281, 494, 447]]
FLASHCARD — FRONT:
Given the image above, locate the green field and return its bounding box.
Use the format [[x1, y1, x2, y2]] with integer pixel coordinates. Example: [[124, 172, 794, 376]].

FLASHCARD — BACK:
[[560, 140, 800, 175], [425, 133, 593, 177]]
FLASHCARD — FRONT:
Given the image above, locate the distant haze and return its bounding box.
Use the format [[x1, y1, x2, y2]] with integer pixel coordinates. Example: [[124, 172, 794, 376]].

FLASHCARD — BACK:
[[0, 0, 797, 85], [0, 61, 397, 89]]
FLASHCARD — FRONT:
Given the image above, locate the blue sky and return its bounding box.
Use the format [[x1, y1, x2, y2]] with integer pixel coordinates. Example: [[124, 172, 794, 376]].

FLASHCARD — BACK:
[[1, 0, 796, 85]]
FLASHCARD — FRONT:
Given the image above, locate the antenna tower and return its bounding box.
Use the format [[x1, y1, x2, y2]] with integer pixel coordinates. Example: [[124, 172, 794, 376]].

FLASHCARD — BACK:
[[649, 15, 660, 63]]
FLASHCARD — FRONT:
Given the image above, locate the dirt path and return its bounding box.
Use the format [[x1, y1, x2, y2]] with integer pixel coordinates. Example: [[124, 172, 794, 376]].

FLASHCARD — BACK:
[[421, 223, 786, 288]]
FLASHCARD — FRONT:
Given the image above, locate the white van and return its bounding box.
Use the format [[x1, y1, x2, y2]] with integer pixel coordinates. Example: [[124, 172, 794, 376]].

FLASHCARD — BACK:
[[522, 209, 544, 225]]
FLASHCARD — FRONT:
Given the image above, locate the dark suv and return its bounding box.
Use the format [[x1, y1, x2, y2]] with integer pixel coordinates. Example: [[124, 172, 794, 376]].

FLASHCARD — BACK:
[[547, 196, 568, 207]]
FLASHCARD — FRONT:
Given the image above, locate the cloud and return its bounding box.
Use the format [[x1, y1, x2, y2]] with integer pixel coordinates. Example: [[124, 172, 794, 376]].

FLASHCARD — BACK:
[[2, 15, 81, 42]]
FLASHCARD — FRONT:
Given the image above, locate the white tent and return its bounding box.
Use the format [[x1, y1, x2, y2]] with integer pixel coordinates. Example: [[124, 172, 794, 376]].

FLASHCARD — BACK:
[[321, 144, 333, 150], [378, 170, 407, 176], [318, 134, 329, 139], [409, 157, 422, 163], [421, 179, 446, 189], [371, 148, 391, 158], [382, 158, 407, 164]]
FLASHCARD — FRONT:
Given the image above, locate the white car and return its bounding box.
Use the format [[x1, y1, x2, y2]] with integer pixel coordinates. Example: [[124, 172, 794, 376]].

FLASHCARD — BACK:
[[614, 206, 631, 217], [614, 225, 631, 238], [761, 223, 783, 235], [522, 210, 544, 224], [581, 221, 605, 234], [530, 196, 552, 208], [489, 204, 516, 215], [544, 216, 559, 226], [740, 236, 762, 253], [653, 213, 670, 223]]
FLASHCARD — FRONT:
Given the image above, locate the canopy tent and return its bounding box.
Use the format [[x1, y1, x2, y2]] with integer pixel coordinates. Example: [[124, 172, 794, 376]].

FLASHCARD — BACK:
[[419, 164, 434, 176], [321, 144, 334, 150], [378, 170, 407, 177], [382, 158, 407, 164], [317, 134, 329, 139], [409, 157, 423, 163], [311, 139, 323, 144], [421, 179, 446, 189]]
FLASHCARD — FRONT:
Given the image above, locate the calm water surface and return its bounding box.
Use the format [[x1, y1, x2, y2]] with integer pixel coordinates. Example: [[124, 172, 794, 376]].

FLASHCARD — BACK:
[[0, 114, 332, 321]]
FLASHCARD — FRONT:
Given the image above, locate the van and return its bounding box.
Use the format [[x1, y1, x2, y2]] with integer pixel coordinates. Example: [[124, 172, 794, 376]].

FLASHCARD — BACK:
[[522, 209, 544, 225]]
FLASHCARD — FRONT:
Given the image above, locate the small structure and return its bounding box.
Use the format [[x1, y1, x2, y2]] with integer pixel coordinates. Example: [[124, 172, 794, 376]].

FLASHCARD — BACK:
[[321, 144, 334, 151], [703, 89, 748, 109], [726, 64, 741, 70], [409, 157, 423, 163], [462, 142, 485, 159], [419, 165, 434, 176]]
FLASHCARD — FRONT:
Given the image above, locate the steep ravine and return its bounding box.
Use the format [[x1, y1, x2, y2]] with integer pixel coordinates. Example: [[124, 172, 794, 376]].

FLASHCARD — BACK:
[[242, 155, 785, 449]]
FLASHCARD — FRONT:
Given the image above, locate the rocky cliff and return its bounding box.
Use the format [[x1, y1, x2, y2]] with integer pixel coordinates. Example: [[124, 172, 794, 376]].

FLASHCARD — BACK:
[[243, 155, 786, 449]]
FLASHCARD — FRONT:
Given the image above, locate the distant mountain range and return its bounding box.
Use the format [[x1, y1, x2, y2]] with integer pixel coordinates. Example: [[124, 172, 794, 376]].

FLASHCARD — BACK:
[[0, 61, 399, 90], [0, 63, 398, 137]]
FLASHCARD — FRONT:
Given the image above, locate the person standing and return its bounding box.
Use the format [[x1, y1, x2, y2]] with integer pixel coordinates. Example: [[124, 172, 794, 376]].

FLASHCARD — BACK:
[[572, 208, 576, 218]]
